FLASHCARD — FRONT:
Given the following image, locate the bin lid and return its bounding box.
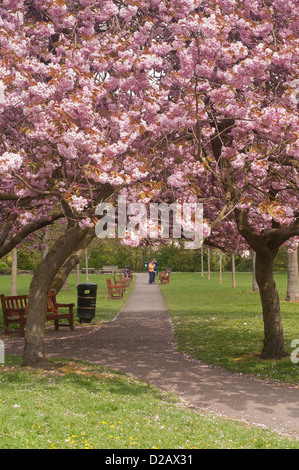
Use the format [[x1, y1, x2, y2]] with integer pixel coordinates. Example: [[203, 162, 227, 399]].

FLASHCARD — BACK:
[[77, 283, 97, 293], [77, 283, 97, 287]]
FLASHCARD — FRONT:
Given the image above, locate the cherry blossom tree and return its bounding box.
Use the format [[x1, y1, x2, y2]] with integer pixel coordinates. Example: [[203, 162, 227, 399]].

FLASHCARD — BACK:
[[138, 0, 299, 359], [0, 0, 152, 365], [95, 0, 299, 359]]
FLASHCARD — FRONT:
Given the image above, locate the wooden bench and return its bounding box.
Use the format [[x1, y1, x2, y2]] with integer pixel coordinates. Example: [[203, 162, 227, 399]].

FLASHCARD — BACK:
[[1, 291, 74, 337], [159, 270, 171, 284], [124, 270, 133, 281], [100, 265, 118, 274], [0, 294, 28, 337], [118, 274, 130, 288], [113, 276, 126, 293], [106, 278, 123, 299], [46, 290, 75, 332]]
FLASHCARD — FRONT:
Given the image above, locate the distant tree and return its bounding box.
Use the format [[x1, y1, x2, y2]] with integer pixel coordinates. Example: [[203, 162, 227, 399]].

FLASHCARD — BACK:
[[285, 248, 299, 302]]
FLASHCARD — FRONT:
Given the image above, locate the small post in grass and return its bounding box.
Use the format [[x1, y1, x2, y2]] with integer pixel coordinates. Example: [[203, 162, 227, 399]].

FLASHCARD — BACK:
[[0, 340, 4, 364]]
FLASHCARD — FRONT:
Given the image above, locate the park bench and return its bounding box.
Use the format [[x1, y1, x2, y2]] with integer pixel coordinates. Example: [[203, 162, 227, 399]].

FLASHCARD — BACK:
[[106, 278, 123, 299], [1, 294, 28, 337], [1, 291, 74, 337], [46, 290, 75, 332], [118, 274, 130, 287], [99, 265, 118, 274], [113, 275, 126, 293], [159, 270, 171, 284], [124, 269, 133, 281]]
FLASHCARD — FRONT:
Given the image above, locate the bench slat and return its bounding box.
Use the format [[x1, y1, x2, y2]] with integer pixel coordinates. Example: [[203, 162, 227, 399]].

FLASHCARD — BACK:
[[159, 271, 171, 284]]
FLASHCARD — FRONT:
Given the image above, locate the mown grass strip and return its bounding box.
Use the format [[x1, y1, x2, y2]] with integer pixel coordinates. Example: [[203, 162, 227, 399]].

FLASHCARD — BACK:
[[0, 357, 298, 449], [159, 272, 299, 384]]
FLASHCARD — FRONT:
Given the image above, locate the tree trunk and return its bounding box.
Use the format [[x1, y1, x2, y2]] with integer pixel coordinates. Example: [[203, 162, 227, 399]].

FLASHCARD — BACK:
[[285, 248, 299, 302], [207, 247, 210, 280], [255, 251, 287, 359], [10, 247, 17, 296], [61, 277, 69, 290], [22, 184, 113, 367], [23, 277, 51, 367], [252, 251, 259, 292], [41, 226, 49, 259], [232, 252, 236, 288], [51, 228, 95, 294], [219, 251, 222, 284], [23, 224, 90, 367]]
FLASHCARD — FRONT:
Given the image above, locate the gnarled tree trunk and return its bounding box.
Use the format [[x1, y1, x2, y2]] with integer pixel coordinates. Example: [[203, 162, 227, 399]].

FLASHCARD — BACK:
[[22, 184, 113, 367], [233, 208, 293, 360], [23, 224, 91, 367], [255, 250, 286, 359]]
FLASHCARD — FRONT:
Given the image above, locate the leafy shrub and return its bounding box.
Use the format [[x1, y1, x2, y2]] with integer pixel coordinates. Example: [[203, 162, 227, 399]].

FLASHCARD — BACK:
[[0, 262, 10, 274]]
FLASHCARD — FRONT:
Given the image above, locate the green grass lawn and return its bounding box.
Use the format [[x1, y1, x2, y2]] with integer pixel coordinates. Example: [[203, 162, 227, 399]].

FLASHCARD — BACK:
[[0, 356, 298, 449], [159, 272, 299, 384], [1, 271, 299, 449]]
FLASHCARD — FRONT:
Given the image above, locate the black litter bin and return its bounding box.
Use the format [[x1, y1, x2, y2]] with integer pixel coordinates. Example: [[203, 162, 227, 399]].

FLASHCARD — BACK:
[[77, 283, 97, 323]]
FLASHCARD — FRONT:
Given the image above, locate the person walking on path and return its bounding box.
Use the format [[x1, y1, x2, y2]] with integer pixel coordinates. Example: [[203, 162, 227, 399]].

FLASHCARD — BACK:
[[148, 259, 156, 284]]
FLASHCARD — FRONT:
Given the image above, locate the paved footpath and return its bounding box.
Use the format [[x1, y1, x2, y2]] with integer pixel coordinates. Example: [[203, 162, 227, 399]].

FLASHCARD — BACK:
[[4, 273, 299, 438]]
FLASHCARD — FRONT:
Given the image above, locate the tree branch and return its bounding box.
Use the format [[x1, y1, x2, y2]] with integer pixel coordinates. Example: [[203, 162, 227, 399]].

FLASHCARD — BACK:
[[0, 211, 64, 259]]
